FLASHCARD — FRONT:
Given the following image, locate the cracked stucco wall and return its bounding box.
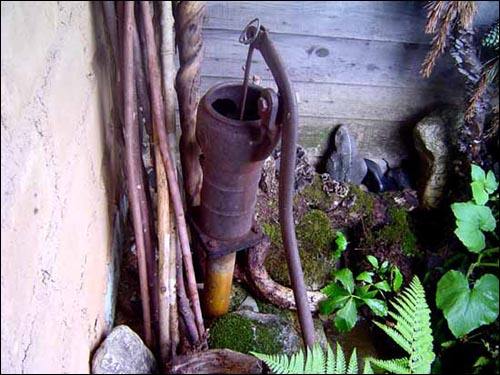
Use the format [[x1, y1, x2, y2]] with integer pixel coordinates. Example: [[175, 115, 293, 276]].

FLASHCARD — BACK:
[[1, 2, 123, 373]]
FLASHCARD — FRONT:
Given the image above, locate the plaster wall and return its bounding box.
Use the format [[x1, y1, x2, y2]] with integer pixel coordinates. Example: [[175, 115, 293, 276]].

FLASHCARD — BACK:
[[1, 2, 122, 373]]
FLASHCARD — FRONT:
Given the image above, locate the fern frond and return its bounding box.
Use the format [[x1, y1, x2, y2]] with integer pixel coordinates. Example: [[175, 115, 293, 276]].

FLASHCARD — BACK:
[[288, 349, 304, 374], [369, 276, 435, 374], [306, 345, 325, 374], [251, 349, 304, 374], [347, 348, 358, 374], [252, 342, 368, 374], [334, 343, 346, 374], [369, 357, 411, 374], [363, 359, 374, 374], [326, 342, 335, 374]]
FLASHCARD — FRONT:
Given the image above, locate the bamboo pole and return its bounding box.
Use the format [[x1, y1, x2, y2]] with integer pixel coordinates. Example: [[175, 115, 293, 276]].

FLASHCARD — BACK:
[[133, 12, 159, 349], [140, 0, 206, 345], [123, 1, 152, 348], [158, 0, 180, 364]]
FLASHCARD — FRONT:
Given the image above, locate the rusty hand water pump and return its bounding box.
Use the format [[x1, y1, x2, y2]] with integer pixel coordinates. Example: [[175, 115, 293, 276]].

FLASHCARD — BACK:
[[194, 19, 316, 347]]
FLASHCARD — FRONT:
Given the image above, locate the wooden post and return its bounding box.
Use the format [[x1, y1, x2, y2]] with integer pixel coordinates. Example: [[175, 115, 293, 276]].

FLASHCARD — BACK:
[[174, 1, 206, 211], [157, 0, 179, 365]]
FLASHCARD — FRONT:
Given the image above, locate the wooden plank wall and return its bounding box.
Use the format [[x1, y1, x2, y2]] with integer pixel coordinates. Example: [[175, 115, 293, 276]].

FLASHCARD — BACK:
[[200, 1, 499, 166]]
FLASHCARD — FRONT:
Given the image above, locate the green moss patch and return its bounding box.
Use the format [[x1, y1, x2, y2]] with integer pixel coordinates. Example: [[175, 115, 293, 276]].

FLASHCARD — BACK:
[[378, 207, 418, 256], [264, 209, 338, 290], [208, 312, 295, 355]]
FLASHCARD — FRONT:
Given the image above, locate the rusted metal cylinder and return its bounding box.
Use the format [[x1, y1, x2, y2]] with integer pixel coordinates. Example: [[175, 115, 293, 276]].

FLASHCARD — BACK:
[[197, 82, 278, 240], [196, 81, 279, 317]]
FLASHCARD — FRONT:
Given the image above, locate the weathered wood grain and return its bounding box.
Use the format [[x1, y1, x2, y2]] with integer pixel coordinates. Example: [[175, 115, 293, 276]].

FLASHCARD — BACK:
[[204, 2, 498, 43], [204, 1, 430, 43], [201, 28, 461, 89], [171, 349, 262, 374], [200, 76, 461, 122]]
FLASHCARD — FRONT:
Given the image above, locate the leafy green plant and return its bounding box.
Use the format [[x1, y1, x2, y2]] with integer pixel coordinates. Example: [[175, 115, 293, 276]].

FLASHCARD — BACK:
[[332, 231, 348, 259], [368, 276, 435, 374], [319, 255, 402, 332], [436, 164, 499, 338], [359, 255, 403, 293], [251, 342, 373, 374]]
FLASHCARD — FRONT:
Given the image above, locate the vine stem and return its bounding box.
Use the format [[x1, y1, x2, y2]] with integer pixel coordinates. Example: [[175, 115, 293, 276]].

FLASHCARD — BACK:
[[465, 246, 499, 280]]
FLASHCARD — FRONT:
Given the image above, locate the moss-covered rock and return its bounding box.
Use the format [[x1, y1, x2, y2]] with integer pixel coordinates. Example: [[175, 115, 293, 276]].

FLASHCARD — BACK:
[[208, 311, 300, 355], [263, 209, 339, 291], [357, 203, 418, 258], [377, 207, 418, 256]]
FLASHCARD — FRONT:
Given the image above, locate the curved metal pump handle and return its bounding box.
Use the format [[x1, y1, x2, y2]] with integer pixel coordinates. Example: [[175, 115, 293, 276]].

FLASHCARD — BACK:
[[240, 20, 316, 348]]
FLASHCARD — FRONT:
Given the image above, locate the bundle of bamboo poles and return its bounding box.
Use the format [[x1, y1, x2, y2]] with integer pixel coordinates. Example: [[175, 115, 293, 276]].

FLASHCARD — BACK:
[[101, 1, 206, 368]]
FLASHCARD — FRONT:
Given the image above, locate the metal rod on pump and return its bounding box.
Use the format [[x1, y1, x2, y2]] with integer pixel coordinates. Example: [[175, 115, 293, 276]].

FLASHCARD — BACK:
[[238, 19, 316, 348]]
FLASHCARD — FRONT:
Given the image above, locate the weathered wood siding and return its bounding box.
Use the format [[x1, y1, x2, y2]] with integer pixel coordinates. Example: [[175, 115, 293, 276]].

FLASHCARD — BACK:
[[200, 1, 498, 165]]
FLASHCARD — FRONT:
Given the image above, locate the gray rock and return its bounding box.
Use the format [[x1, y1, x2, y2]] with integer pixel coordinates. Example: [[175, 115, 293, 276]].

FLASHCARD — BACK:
[[313, 318, 329, 352], [91, 325, 157, 374], [413, 114, 450, 209], [229, 281, 249, 312], [238, 295, 259, 312], [325, 125, 367, 184]]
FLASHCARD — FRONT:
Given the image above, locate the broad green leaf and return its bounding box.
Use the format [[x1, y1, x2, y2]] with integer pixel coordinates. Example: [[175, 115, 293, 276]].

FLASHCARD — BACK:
[[366, 255, 379, 269], [319, 297, 337, 315], [334, 268, 355, 294], [335, 231, 348, 252], [319, 287, 350, 315], [374, 280, 391, 292], [471, 181, 488, 205], [451, 202, 496, 252], [454, 226, 485, 253], [364, 298, 388, 316], [334, 298, 357, 332], [391, 267, 403, 292], [436, 271, 499, 338], [471, 164, 485, 182], [356, 271, 373, 283], [477, 206, 497, 232], [321, 282, 348, 298], [355, 285, 378, 300], [485, 171, 498, 194]]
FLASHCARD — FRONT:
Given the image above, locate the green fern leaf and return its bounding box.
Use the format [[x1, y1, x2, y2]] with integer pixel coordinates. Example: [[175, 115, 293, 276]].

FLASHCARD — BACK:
[[368, 276, 435, 374], [363, 359, 374, 374], [326, 342, 335, 374], [289, 349, 304, 374], [347, 348, 358, 374], [483, 19, 499, 50], [369, 357, 411, 374], [252, 342, 371, 374], [334, 343, 346, 374], [306, 345, 325, 374]]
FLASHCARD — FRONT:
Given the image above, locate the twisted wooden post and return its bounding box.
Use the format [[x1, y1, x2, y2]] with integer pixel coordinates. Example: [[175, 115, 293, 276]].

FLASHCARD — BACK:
[[174, 1, 206, 210]]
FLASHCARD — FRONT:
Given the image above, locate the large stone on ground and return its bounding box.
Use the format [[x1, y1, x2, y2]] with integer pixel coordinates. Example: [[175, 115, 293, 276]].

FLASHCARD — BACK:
[[325, 125, 367, 184], [413, 113, 450, 209], [91, 325, 157, 374]]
